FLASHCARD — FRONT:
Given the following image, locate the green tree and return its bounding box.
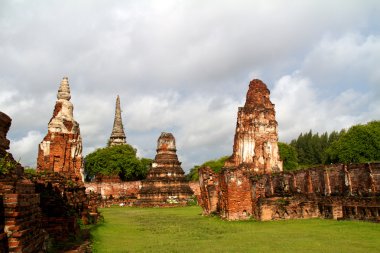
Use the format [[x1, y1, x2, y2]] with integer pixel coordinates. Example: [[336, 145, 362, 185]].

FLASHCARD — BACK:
[[185, 156, 229, 181], [278, 142, 298, 171], [186, 165, 201, 181], [325, 121, 380, 163], [84, 144, 152, 181], [290, 129, 346, 166]]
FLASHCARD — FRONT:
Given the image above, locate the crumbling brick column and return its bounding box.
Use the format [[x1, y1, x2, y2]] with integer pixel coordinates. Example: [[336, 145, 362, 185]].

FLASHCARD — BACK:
[[0, 111, 47, 252], [198, 166, 220, 215]]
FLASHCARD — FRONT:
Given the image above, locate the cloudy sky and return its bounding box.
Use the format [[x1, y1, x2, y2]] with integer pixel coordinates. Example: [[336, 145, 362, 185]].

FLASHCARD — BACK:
[[1, 1, 379, 171]]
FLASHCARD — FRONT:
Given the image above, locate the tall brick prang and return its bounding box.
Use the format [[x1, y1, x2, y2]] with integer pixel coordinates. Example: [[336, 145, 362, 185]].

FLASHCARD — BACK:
[[136, 132, 193, 206], [225, 79, 283, 173], [37, 77, 84, 181]]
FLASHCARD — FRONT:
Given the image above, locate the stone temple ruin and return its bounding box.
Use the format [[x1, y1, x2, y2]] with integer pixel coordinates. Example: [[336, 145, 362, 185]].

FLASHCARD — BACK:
[[108, 95, 127, 146], [136, 132, 193, 206], [37, 77, 84, 181], [198, 79, 380, 221]]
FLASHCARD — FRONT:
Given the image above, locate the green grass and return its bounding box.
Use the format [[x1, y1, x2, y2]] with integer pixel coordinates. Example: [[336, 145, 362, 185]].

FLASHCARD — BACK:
[[91, 206, 380, 253]]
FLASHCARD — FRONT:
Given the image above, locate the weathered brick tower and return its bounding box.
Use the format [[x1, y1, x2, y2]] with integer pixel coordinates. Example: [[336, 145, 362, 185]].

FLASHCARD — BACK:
[[108, 95, 127, 146], [136, 132, 193, 206], [225, 79, 283, 173], [37, 77, 84, 181]]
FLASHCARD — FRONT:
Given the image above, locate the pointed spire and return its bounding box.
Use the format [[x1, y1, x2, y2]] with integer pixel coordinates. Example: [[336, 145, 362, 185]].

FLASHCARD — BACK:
[[57, 77, 71, 100], [108, 95, 126, 146]]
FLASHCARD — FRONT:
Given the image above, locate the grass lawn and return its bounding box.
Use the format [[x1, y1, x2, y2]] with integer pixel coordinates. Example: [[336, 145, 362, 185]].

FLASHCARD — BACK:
[[91, 206, 380, 253]]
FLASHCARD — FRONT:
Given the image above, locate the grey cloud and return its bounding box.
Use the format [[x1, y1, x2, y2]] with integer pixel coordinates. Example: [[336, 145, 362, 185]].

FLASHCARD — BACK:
[[1, 1, 380, 171]]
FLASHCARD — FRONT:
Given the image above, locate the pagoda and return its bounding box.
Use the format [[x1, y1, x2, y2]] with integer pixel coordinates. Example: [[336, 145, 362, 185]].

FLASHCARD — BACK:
[[136, 132, 193, 206], [108, 95, 127, 146], [37, 77, 84, 181]]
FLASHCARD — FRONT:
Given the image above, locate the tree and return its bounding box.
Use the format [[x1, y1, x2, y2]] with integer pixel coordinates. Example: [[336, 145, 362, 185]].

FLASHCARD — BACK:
[[84, 144, 152, 181], [278, 142, 298, 171], [325, 121, 380, 163], [290, 129, 347, 166], [186, 165, 201, 181], [185, 156, 229, 181]]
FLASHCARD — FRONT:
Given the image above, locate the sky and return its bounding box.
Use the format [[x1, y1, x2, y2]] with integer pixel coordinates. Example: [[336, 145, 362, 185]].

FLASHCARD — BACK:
[[1, 0, 380, 172]]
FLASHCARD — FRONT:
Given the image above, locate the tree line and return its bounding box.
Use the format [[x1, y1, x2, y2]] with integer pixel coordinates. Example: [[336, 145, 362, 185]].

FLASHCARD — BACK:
[[280, 120, 380, 170]]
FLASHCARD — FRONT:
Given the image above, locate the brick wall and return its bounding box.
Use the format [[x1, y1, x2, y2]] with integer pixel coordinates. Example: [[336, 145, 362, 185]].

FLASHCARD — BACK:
[[219, 166, 253, 220], [199, 162, 380, 222], [85, 180, 141, 200], [27, 172, 98, 242], [0, 111, 47, 252]]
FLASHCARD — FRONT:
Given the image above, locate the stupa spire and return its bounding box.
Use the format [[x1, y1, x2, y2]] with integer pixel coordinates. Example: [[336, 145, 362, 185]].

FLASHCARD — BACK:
[[108, 95, 126, 146], [57, 77, 71, 100]]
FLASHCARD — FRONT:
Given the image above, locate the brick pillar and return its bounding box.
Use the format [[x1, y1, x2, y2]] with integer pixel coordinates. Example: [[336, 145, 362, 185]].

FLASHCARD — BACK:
[[343, 165, 352, 195], [306, 171, 313, 194], [220, 167, 252, 220], [324, 169, 331, 196], [332, 205, 343, 220]]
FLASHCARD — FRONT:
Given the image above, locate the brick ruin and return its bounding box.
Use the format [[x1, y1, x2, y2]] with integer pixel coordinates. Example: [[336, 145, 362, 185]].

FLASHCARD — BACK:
[[135, 132, 193, 206], [108, 95, 127, 146], [25, 172, 99, 240], [198, 79, 380, 222], [33, 77, 98, 242], [0, 77, 100, 252], [200, 163, 380, 221], [85, 179, 141, 207], [85, 180, 200, 207], [37, 77, 84, 181], [251, 163, 380, 221], [224, 79, 282, 173], [0, 111, 47, 252], [0, 108, 98, 252]]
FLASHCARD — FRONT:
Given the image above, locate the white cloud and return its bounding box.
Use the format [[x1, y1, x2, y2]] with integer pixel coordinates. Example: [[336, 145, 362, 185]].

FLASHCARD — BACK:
[[9, 131, 43, 167], [272, 74, 376, 143], [302, 33, 380, 93]]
